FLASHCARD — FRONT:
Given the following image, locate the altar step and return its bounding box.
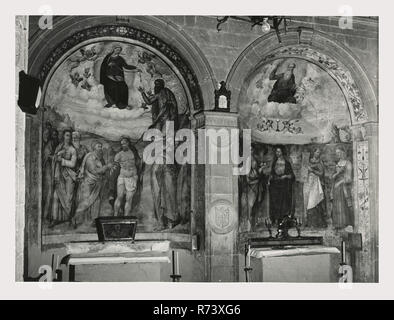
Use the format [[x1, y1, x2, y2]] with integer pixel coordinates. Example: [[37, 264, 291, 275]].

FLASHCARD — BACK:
[[43, 232, 192, 248]]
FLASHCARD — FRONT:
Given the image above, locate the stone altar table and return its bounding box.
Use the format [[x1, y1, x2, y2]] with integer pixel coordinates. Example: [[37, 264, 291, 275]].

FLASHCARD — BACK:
[[246, 245, 341, 282], [61, 240, 171, 282]]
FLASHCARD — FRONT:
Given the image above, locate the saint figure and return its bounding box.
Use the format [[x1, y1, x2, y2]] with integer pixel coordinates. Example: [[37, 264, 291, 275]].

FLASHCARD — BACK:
[[240, 144, 269, 231], [331, 146, 353, 228], [269, 146, 295, 225], [268, 61, 297, 104], [109, 136, 143, 216], [139, 79, 180, 229], [138, 79, 179, 132], [50, 129, 77, 226], [68, 131, 89, 219], [303, 148, 327, 228], [72, 141, 110, 227], [42, 127, 55, 220], [100, 45, 140, 109], [72, 131, 89, 173]]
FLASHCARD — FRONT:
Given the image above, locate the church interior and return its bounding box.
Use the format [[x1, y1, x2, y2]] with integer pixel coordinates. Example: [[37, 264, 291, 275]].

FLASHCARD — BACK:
[[15, 15, 378, 282]]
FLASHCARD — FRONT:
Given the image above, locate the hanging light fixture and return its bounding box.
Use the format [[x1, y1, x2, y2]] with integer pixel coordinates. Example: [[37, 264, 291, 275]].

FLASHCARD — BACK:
[[216, 16, 290, 43], [261, 17, 271, 33]]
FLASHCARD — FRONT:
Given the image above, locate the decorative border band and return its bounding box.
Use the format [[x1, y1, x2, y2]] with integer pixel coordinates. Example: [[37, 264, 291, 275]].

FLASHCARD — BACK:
[[260, 46, 367, 122]]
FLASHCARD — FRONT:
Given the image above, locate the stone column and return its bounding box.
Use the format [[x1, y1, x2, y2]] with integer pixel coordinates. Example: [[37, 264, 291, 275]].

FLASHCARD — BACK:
[[352, 122, 378, 282], [201, 111, 240, 282], [15, 16, 28, 281]]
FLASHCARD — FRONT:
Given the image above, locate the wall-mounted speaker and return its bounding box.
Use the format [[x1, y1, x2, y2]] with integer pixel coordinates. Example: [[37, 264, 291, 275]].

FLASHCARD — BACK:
[[17, 71, 41, 115]]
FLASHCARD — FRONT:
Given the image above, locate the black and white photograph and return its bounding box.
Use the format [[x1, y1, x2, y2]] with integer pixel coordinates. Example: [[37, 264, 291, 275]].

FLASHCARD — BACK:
[[3, 0, 392, 303]]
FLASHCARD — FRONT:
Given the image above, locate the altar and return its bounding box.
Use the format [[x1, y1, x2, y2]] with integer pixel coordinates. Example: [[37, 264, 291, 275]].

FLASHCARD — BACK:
[[244, 245, 341, 282], [61, 240, 171, 282]]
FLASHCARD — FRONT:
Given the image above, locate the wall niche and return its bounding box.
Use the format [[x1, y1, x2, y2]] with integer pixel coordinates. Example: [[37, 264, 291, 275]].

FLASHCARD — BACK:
[[238, 57, 354, 235]]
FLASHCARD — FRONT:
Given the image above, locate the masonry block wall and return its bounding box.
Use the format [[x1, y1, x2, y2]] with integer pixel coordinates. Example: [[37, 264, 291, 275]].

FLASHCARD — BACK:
[[28, 16, 377, 93], [163, 16, 378, 92]]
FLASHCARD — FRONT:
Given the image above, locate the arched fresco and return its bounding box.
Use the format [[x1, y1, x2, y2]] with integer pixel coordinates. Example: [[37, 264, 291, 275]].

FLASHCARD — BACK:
[[239, 58, 351, 145], [228, 31, 378, 281], [41, 40, 191, 237], [44, 41, 189, 140], [239, 57, 354, 232]]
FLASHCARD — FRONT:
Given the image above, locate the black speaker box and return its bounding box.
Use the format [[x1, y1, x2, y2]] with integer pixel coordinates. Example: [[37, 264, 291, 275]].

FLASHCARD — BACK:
[[17, 71, 41, 115]]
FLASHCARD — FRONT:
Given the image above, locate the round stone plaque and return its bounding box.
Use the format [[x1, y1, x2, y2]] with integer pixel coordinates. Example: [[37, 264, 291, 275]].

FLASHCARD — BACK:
[[208, 199, 236, 234]]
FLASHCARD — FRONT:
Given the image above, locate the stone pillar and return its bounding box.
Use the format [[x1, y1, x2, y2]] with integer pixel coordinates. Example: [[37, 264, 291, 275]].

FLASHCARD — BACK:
[[200, 111, 239, 282], [15, 16, 28, 281], [352, 122, 378, 282]]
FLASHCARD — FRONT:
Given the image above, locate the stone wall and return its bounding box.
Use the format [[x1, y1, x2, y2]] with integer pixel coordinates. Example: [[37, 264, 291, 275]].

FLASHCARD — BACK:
[[163, 16, 378, 91], [15, 15, 28, 281], [27, 16, 377, 91]]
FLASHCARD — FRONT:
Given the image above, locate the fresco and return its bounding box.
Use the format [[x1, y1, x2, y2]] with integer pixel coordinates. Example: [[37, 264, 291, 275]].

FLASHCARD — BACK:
[[239, 58, 354, 232], [41, 41, 191, 236], [238, 58, 351, 145], [239, 142, 354, 232]]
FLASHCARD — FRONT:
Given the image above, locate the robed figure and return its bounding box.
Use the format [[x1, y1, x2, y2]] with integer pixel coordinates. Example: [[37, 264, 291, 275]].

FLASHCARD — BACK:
[[176, 163, 191, 226], [72, 131, 89, 172], [42, 127, 56, 220], [100, 45, 139, 109], [139, 79, 179, 132], [50, 129, 77, 226], [303, 148, 327, 228], [240, 145, 269, 231], [331, 147, 353, 228], [72, 141, 110, 227], [139, 79, 180, 229], [70, 131, 89, 217], [269, 146, 295, 225], [268, 61, 297, 104]]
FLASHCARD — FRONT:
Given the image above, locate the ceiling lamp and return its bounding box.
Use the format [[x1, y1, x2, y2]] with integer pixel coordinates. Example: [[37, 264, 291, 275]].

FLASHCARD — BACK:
[[216, 16, 290, 43], [261, 18, 271, 33]]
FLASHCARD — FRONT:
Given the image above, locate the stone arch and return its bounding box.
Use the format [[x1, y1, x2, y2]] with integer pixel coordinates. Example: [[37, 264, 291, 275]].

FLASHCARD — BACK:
[[227, 28, 379, 282], [27, 17, 218, 248], [226, 28, 377, 124], [29, 16, 216, 112], [40, 35, 196, 113]]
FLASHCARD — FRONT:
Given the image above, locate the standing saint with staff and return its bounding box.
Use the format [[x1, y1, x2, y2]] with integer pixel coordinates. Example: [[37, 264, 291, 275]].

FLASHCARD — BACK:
[[240, 144, 269, 231], [138, 79, 180, 229]]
